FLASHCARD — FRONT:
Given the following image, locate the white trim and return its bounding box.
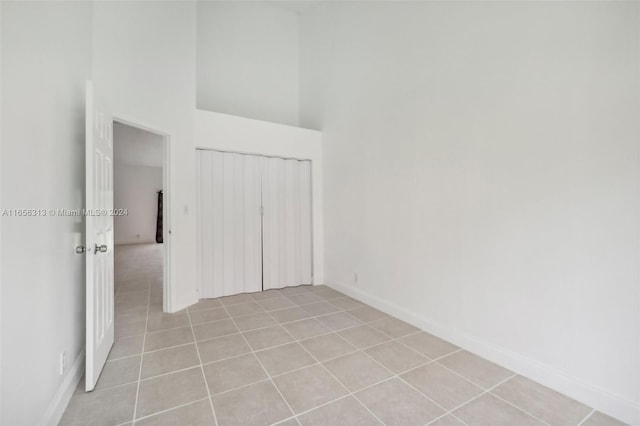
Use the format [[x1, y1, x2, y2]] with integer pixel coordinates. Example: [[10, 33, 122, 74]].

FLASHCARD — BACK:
[[0, 2, 3, 419], [112, 116, 171, 140], [327, 281, 640, 426], [38, 350, 84, 426]]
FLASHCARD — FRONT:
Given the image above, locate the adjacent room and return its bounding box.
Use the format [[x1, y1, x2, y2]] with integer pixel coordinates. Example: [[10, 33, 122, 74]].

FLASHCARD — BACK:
[[109, 121, 168, 392], [1, 1, 639, 426]]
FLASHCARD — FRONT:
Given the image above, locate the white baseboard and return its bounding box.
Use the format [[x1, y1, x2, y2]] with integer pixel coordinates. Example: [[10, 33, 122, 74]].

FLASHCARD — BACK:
[[327, 282, 639, 426], [39, 350, 84, 426]]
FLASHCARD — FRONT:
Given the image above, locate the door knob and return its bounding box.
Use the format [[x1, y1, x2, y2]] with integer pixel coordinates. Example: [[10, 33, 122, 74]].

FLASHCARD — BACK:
[[94, 244, 108, 254], [75, 246, 86, 254]]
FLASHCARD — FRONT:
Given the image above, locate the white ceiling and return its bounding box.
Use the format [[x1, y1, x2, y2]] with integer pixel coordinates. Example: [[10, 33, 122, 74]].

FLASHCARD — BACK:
[[114, 123, 164, 168]]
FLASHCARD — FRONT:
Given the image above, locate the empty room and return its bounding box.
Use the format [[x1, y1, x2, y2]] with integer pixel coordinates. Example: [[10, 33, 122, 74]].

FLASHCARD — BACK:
[[1, 1, 638, 426]]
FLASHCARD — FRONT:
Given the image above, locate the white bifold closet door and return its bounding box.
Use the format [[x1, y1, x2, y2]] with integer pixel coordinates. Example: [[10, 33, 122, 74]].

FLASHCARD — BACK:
[[197, 150, 313, 298], [197, 150, 262, 298], [262, 157, 313, 290]]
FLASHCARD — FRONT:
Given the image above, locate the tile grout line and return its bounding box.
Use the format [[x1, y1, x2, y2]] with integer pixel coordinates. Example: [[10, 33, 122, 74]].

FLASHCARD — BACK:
[[102, 313, 455, 396], [267, 394, 358, 425], [187, 293, 412, 335], [102, 331, 437, 409], [261, 309, 389, 426], [319, 286, 600, 426], [405, 371, 516, 426], [424, 413, 455, 426], [406, 360, 469, 426], [206, 327, 422, 398], [130, 274, 152, 425], [199, 342, 428, 402], [102, 320, 415, 393], [192, 309, 401, 343], [350, 337, 455, 425], [288, 318, 500, 426], [104, 284, 596, 426], [185, 306, 219, 426], [445, 373, 522, 426], [577, 409, 596, 426], [323, 319, 552, 426], [259, 310, 351, 425], [346, 313, 554, 426], [216, 299, 300, 423], [220, 293, 365, 314], [127, 397, 210, 425], [108, 340, 195, 362], [191, 310, 367, 350], [312, 322, 466, 425], [426, 360, 551, 424], [487, 390, 553, 426], [111, 292, 526, 426]]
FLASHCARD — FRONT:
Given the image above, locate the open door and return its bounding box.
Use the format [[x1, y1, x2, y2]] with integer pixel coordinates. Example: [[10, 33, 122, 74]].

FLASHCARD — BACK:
[[85, 81, 115, 391]]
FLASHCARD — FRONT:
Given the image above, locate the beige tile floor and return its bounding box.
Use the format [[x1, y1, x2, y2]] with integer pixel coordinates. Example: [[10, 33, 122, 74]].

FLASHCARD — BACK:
[[60, 244, 626, 426]]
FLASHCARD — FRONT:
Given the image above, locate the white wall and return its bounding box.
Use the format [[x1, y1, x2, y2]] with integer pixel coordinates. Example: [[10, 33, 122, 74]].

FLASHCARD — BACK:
[[114, 124, 164, 245], [197, 1, 300, 126], [114, 165, 163, 245], [0, 2, 92, 424], [300, 2, 640, 424], [195, 110, 324, 285], [93, 0, 197, 312], [114, 123, 164, 168]]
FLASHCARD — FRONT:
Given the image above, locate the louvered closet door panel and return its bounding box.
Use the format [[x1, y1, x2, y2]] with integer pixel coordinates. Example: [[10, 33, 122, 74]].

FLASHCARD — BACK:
[[298, 160, 313, 284], [211, 152, 225, 295], [262, 157, 281, 290], [263, 157, 313, 290], [245, 154, 262, 294], [222, 153, 235, 295], [284, 160, 297, 285], [277, 159, 288, 286], [196, 151, 210, 298], [197, 150, 262, 298]]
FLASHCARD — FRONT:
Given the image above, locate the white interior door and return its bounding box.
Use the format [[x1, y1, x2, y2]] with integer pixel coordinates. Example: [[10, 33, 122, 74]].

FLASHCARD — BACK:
[[262, 157, 313, 290], [85, 81, 115, 391], [197, 150, 262, 298]]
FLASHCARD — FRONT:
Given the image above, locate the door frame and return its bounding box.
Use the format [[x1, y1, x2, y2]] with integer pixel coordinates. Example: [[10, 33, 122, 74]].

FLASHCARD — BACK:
[[112, 116, 173, 313]]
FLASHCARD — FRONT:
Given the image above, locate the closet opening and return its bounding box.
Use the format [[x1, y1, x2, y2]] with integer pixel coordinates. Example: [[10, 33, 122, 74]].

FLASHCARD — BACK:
[[196, 149, 313, 299]]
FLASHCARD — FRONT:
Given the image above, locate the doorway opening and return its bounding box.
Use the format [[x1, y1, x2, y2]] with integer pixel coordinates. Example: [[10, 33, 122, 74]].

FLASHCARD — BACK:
[[112, 119, 171, 314]]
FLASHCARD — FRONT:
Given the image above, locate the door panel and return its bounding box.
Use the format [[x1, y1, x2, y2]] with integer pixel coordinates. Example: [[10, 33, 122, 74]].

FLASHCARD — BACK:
[[299, 160, 313, 284], [85, 81, 115, 391], [212, 152, 225, 294], [262, 157, 281, 291], [244, 155, 262, 296], [222, 153, 235, 295], [262, 157, 313, 290], [197, 150, 262, 298], [284, 160, 296, 285]]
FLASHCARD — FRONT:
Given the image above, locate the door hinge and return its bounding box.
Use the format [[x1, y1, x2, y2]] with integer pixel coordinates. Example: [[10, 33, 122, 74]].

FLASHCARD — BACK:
[[260, 206, 264, 216]]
